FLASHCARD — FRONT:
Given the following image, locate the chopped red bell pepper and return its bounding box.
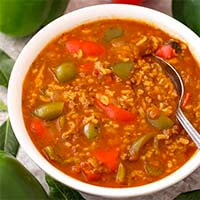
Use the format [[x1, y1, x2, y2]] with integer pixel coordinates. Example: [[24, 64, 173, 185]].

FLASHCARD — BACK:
[[80, 162, 101, 181], [106, 75, 113, 83], [96, 99, 137, 122], [93, 148, 119, 171], [66, 40, 105, 56], [81, 41, 105, 56], [66, 40, 82, 54], [182, 92, 192, 108], [30, 118, 47, 137], [82, 169, 101, 181], [79, 63, 94, 74], [156, 44, 175, 59]]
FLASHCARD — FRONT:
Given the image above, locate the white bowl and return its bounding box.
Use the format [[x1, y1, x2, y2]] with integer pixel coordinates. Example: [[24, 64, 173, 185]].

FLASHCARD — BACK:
[[8, 4, 200, 199]]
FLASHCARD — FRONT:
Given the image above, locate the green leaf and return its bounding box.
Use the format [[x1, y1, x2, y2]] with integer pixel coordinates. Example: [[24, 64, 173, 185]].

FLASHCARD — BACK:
[[174, 190, 200, 200], [172, 0, 200, 36], [0, 99, 7, 111], [0, 50, 15, 88], [46, 175, 85, 200], [0, 118, 19, 156]]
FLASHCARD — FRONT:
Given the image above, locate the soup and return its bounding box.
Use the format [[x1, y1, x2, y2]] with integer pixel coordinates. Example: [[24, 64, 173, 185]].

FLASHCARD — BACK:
[[22, 19, 199, 188]]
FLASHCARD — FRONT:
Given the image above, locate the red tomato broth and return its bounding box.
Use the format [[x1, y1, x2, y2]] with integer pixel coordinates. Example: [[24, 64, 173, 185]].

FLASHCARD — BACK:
[[22, 19, 199, 188]]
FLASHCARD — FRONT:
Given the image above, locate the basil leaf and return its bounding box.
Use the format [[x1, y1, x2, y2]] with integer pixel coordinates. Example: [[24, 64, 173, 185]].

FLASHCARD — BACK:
[[0, 50, 15, 88], [174, 190, 200, 200], [0, 118, 19, 156], [45, 175, 85, 200], [0, 99, 7, 111]]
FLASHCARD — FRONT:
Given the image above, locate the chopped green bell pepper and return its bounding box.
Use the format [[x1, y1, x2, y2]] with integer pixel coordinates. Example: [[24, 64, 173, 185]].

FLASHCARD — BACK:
[[148, 113, 174, 130], [83, 123, 98, 139], [116, 163, 126, 183], [112, 61, 134, 80], [33, 102, 64, 120], [53, 62, 77, 83], [104, 27, 124, 42], [129, 133, 156, 160], [144, 162, 164, 177]]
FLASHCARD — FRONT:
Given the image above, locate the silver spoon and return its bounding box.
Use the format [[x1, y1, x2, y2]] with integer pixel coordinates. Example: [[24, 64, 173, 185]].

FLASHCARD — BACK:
[[152, 55, 200, 149]]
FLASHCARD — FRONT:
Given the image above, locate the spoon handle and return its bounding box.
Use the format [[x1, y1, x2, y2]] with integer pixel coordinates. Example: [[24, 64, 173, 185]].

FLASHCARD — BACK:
[[177, 108, 200, 149]]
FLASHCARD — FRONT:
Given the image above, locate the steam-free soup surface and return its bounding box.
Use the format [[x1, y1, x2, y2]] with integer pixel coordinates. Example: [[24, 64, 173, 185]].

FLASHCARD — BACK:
[[22, 19, 199, 187]]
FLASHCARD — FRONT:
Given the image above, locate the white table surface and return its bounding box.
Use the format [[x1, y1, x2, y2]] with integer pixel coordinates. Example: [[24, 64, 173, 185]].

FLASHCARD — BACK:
[[1, 0, 200, 199]]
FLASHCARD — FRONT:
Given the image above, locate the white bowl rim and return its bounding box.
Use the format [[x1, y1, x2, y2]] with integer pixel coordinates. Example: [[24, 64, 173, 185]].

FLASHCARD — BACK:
[[8, 4, 200, 198]]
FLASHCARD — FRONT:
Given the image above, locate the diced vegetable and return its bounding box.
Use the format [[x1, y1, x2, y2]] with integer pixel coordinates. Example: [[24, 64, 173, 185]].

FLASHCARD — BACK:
[[66, 40, 105, 56], [30, 119, 47, 136], [96, 99, 137, 123], [82, 168, 101, 181], [43, 146, 57, 161], [112, 61, 134, 80], [33, 102, 64, 120], [53, 62, 77, 83], [81, 41, 105, 57], [80, 162, 101, 181], [93, 148, 119, 171], [104, 27, 124, 42], [57, 115, 66, 130], [182, 92, 192, 108], [144, 162, 164, 177], [147, 113, 174, 130], [129, 133, 156, 160], [156, 44, 175, 59], [168, 40, 182, 53], [116, 163, 126, 183], [83, 123, 98, 139], [66, 40, 82, 53], [79, 63, 94, 74]]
